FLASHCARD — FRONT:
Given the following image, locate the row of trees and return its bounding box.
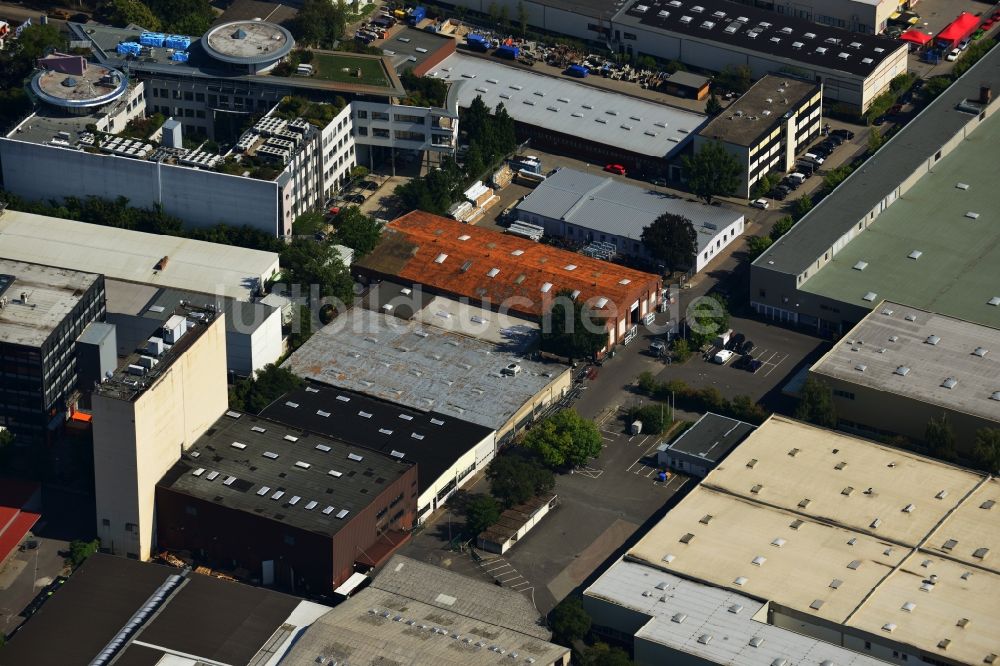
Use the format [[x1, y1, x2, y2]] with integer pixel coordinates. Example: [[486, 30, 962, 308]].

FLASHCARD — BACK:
[[635, 371, 769, 425], [289, 0, 348, 49], [96, 0, 215, 35], [0, 25, 64, 133]]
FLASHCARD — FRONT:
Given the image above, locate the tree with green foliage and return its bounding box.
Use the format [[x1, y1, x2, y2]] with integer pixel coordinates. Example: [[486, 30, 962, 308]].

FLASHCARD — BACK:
[[793, 193, 813, 219], [671, 338, 691, 362], [770, 215, 795, 240], [540, 291, 607, 362], [686, 296, 729, 348], [293, 211, 326, 236], [926, 413, 957, 462], [823, 165, 854, 191], [229, 365, 305, 413], [395, 156, 465, 215], [972, 428, 1000, 475], [627, 404, 669, 435], [867, 127, 883, 153], [67, 539, 99, 568], [0, 24, 64, 132], [921, 76, 952, 101], [751, 172, 778, 199], [641, 212, 697, 274], [683, 141, 741, 204], [523, 409, 602, 469], [705, 92, 723, 116], [637, 371, 657, 395], [287, 304, 314, 351], [333, 207, 383, 257], [517, 0, 528, 35], [145, 0, 215, 35], [279, 238, 355, 307], [290, 0, 348, 48], [716, 64, 752, 94], [465, 494, 502, 536], [349, 165, 370, 181], [747, 235, 773, 261], [581, 643, 634, 666], [795, 376, 837, 428], [548, 596, 591, 646], [400, 70, 449, 107], [463, 142, 486, 181], [96, 0, 162, 30], [953, 39, 997, 77], [487, 454, 555, 507]]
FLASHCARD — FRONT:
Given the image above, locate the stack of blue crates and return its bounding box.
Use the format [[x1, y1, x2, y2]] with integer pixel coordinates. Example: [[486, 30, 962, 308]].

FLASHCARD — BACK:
[[116, 42, 142, 56], [164, 35, 191, 50], [139, 32, 166, 47], [170, 52, 189, 63]]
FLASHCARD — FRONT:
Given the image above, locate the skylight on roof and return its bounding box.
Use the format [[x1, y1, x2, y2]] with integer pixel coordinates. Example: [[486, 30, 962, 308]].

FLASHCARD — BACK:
[[540, 282, 553, 293], [926, 335, 941, 345], [511, 249, 524, 256], [863, 292, 877, 302], [853, 261, 868, 271], [564, 264, 577, 271], [348, 452, 364, 461], [990, 296, 1000, 306], [908, 250, 923, 259], [974, 347, 989, 357], [487, 268, 500, 278], [594, 297, 609, 308], [942, 377, 958, 389], [733, 576, 748, 586], [434, 253, 448, 264]]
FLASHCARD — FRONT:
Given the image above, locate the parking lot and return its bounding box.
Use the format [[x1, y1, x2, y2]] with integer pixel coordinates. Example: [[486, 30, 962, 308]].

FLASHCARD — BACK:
[[400, 403, 692, 614]]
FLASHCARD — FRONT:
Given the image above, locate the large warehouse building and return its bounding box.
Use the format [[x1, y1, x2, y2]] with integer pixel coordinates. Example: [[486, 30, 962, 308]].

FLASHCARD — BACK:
[[809, 302, 1000, 451], [584, 415, 1000, 666], [751, 47, 1000, 334], [355, 211, 664, 349], [156, 409, 418, 594], [261, 383, 495, 522], [432, 52, 706, 176], [514, 167, 744, 273], [694, 75, 823, 198], [282, 308, 571, 446]]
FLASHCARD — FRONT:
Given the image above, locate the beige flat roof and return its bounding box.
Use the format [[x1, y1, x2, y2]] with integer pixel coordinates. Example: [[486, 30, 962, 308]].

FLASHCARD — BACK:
[[627, 415, 1000, 663], [924, 477, 1000, 573], [412, 295, 539, 347], [0, 210, 280, 301], [848, 553, 1000, 666], [627, 485, 905, 625], [703, 415, 981, 546]]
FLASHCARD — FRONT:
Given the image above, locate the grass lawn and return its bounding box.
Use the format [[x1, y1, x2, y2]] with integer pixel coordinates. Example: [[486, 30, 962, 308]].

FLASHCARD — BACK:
[[312, 52, 389, 87]]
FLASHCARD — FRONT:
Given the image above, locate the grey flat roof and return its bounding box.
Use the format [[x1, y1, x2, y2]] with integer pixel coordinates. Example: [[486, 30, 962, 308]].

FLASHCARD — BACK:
[[613, 0, 905, 78], [516, 167, 744, 251], [798, 106, 1000, 328], [585, 558, 889, 666], [664, 412, 756, 462], [435, 53, 706, 159], [0, 258, 100, 348], [158, 410, 413, 536], [811, 302, 1000, 424], [201, 20, 294, 65], [282, 308, 568, 431], [756, 43, 1000, 277], [0, 554, 321, 666], [698, 74, 820, 147], [528, 0, 629, 20]]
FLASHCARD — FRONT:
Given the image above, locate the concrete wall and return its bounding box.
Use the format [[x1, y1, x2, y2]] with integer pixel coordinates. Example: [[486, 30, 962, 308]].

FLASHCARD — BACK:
[[694, 216, 745, 273], [92, 314, 229, 560], [417, 444, 477, 522], [810, 369, 998, 455], [0, 138, 280, 233], [225, 306, 283, 377]]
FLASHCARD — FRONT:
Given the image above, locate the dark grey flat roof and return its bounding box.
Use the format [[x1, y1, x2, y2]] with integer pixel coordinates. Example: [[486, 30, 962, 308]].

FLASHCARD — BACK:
[[614, 0, 904, 78], [664, 412, 755, 462], [1, 554, 307, 666], [755, 43, 1000, 276], [698, 74, 820, 147], [532, 0, 630, 20], [261, 383, 493, 491], [158, 411, 413, 536]]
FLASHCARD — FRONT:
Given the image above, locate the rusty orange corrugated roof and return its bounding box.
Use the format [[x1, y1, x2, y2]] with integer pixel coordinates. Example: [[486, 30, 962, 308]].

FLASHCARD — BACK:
[[358, 211, 662, 318]]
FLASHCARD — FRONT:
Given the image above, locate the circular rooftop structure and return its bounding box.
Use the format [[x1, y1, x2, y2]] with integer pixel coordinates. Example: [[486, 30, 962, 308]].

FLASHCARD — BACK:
[[201, 20, 294, 73], [31, 63, 129, 113]]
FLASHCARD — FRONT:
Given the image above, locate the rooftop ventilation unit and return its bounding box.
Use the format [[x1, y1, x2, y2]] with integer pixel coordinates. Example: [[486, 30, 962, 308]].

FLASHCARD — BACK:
[[749, 637, 764, 648], [853, 261, 868, 271], [942, 377, 958, 389], [926, 335, 941, 345], [895, 366, 910, 376], [863, 291, 877, 302]]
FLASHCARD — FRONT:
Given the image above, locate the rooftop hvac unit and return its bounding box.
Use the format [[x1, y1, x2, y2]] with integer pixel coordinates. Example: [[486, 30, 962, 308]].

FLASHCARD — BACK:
[[127, 364, 146, 376], [146, 337, 165, 356], [501, 363, 521, 376]]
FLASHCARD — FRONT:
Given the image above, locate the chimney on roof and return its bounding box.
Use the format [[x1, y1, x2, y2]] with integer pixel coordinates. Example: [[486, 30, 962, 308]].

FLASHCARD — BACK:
[[980, 85, 992, 105]]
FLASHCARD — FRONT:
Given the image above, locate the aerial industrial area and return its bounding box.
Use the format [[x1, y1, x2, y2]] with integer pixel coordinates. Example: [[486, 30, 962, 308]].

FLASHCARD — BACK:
[[0, 0, 998, 663]]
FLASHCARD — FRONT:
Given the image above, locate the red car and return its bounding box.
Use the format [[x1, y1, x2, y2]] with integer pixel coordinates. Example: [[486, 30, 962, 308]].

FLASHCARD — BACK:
[[604, 163, 626, 175]]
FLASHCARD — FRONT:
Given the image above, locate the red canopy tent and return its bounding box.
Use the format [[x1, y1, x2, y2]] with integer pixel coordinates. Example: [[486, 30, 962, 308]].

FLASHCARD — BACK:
[[936, 12, 979, 47], [900, 29, 933, 45]]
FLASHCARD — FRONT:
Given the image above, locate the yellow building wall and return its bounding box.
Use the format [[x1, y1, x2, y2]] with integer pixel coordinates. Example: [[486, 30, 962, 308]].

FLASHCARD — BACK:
[[93, 314, 229, 560]]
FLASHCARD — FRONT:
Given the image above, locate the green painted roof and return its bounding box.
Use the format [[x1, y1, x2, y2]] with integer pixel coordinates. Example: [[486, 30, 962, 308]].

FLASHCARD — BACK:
[[801, 109, 1000, 328]]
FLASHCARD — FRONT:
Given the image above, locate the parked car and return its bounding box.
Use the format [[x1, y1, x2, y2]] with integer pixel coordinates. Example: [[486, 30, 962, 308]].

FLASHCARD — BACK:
[[649, 176, 668, 187], [740, 340, 755, 355], [712, 349, 735, 365], [946, 48, 961, 61], [826, 134, 844, 146], [729, 332, 746, 351], [795, 161, 815, 177], [771, 187, 787, 201], [958, 38, 971, 51], [831, 129, 855, 140], [604, 163, 626, 175], [746, 358, 763, 373], [343, 193, 366, 204], [788, 172, 807, 185], [803, 153, 825, 165], [751, 198, 770, 209], [733, 354, 751, 370], [649, 339, 667, 356]]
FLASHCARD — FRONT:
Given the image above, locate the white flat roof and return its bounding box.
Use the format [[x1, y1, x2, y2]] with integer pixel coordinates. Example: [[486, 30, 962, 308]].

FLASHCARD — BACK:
[[412, 295, 538, 347], [0, 210, 280, 301], [433, 53, 706, 159], [586, 558, 889, 666]]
